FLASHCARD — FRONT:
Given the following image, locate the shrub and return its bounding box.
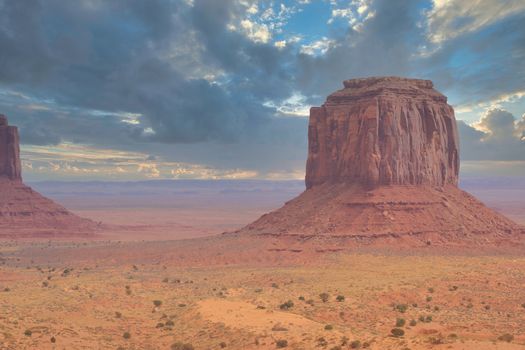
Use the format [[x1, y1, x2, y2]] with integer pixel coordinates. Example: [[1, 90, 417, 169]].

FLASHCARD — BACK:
[[336, 295, 345, 302], [391, 328, 405, 337], [395, 304, 408, 313], [395, 318, 405, 327], [320, 293, 329, 303], [171, 342, 195, 350], [153, 300, 163, 307], [298, 296, 305, 301], [340, 336, 349, 345], [166, 320, 175, 327], [271, 283, 279, 288], [50, 336, 56, 343], [428, 287, 435, 293], [317, 337, 328, 346], [220, 342, 227, 348], [156, 322, 164, 328], [24, 329, 32, 337], [324, 324, 333, 330], [409, 319, 417, 326], [280, 300, 294, 310], [306, 299, 315, 306], [498, 334, 514, 342], [426, 296, 432, 302], [425, 315, 433, 323], [275, 339, 288, 348], [115, 311, 122, 318], [123, 332, 131, 339], [350, 340, 361, 348]]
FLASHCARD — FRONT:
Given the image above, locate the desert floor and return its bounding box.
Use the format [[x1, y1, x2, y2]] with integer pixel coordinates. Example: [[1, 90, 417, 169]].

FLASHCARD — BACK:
[[0, 179, 524, 350]]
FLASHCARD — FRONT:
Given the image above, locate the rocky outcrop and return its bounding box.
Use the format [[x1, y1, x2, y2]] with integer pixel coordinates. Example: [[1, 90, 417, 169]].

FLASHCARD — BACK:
[[235, 77, 523, 246], [0, 114, 96, 237], [0, 114, 22, 181], [306, 77, 459, 189]]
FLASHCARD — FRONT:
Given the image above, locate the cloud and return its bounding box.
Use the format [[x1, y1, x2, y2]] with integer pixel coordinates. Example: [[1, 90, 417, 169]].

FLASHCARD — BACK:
[[0, 0, 524, 180], [458, 109, 525, 161], [425, 0, 525, 43]]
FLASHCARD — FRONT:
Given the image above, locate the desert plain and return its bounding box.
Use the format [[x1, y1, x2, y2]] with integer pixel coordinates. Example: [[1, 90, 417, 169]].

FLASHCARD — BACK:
[[1, 179, 524, 350]]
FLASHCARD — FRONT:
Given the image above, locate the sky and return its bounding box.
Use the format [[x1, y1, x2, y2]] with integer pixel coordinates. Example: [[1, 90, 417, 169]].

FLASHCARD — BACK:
[[0, 0, 524, 181]]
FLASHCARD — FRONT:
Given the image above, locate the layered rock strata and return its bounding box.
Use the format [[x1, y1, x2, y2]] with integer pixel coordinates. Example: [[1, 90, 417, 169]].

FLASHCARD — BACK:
[[235, 77, 523, 245]]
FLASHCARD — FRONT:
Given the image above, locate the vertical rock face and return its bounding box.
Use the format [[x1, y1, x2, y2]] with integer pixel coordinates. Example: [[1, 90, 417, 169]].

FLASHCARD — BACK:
[[305, 77, 459, 189], [236, 77, 523, 245], [0, 114, 96, 237], [0, 114, 22, 181]]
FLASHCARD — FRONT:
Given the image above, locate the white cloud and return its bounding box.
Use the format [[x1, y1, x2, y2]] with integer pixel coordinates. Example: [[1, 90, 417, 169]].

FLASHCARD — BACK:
[[426, 0, 525, 43], [300, 37, 336, 56], [240, 19, 271, 43], [327, 0, 375, 31]]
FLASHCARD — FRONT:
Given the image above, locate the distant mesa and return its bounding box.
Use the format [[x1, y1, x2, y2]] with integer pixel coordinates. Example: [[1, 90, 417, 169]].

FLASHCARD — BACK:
[[236, 77, 524, 246], [0, 114, 96, 238]]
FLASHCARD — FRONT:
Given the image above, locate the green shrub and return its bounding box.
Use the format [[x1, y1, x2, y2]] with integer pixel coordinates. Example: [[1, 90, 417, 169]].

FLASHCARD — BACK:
[[153, 300, 162, 307], [275, 339, 288, 348], [391, 328, 404, 337], [24, 329, 32, 337], [426, 296, 432, 302], [320, 293, 329, 303], [171, 342, 195, 350], [336, 295, 345, 302], [395, 318, 405, 327], [395, 304, 408, 313], [428, 287, 435, 293], [324, 324, 333, 330], [279, 300, 294, 310], [409, 319, 417, 326], [298, 296, 305, 301], [350, 340, 361, 348]]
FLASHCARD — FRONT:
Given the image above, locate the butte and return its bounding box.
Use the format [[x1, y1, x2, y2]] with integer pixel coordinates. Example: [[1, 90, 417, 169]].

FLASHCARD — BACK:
[[0, 114, 96, 238], [235, 77, 524, 247]]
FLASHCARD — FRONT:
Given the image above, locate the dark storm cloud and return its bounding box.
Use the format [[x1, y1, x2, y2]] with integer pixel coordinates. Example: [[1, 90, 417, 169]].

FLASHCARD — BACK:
[[458, 109, 525, 161], [0, 0, 296, 146], [0, 0, 524, 179]]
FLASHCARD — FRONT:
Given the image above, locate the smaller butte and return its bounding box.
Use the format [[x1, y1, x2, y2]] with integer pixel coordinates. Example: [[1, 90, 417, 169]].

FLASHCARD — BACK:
[[0, 114, 96, 238]]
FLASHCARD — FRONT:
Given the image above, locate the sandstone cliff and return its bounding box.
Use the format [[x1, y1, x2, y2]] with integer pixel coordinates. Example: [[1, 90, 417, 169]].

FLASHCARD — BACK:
[[0, 114, 96, 237], [0, 114, 22, 181], [306, 77, 459, 189], [235, 77, 523, 246]]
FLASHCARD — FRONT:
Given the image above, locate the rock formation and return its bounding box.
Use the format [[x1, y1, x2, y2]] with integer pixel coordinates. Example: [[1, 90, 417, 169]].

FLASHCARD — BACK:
[[236, 77, 523, 246], [0, 114, 22, 181], [306, 77, 459, 189], [0, 114, 96, 237]]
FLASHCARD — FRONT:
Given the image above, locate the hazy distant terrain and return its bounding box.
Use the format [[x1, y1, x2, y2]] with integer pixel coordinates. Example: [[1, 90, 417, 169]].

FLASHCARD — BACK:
[[29, 178, 525, 233]]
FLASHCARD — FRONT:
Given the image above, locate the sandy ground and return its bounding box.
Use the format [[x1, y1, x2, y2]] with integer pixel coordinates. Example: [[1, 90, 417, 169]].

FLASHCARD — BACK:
[[0, 179, 524, 349], [1, 243, 524, 349]]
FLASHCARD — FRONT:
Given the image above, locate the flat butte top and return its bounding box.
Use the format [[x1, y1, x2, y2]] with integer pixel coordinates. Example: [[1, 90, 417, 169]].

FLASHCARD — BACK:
[[326, 76, 448, 104]]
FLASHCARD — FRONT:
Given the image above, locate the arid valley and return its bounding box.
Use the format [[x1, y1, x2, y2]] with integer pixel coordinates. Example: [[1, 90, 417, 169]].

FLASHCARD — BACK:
[[1, 179, 525, 350]]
